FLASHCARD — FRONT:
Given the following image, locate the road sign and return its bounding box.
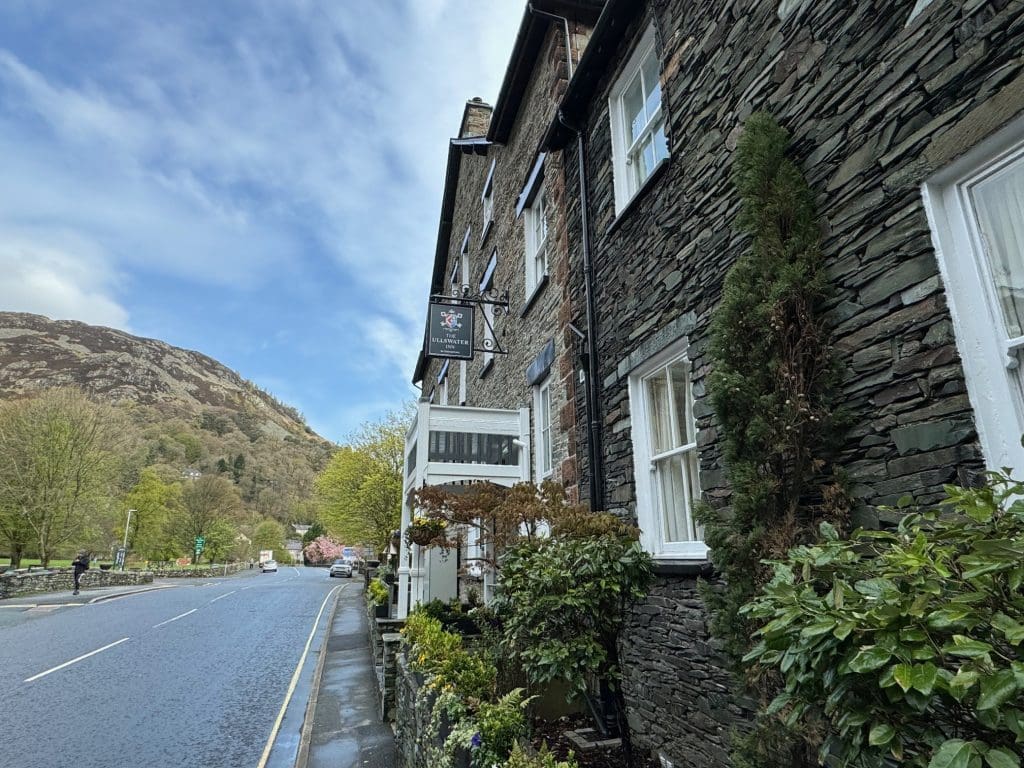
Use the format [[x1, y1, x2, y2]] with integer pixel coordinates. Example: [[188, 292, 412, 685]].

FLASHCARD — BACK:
[[195, 536, 205, 554], [115, 547, 126, 569]]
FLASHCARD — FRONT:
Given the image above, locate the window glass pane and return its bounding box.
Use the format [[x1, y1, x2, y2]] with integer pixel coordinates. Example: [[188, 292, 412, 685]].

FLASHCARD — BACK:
[[641, 51, 661, 121], [655, 455, 685, 543], [540, 386, 552, 474], [669, 360, 691, 444], [641, 137, 657, 181], [653, 120, 669, 164], [970, 159, 1024, 338], [623, 75, 646, 145], [684, 450, 701, 541], [646, 370, 673, 453]]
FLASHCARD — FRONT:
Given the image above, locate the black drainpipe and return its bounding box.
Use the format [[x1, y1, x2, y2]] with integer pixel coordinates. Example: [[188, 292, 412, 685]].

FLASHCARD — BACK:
[[530, 3, 605, 513], [560, 108, 605, 516]]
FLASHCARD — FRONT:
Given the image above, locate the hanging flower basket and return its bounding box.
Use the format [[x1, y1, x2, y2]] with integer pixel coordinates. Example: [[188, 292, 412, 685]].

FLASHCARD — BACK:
[[405, 516, 449, 547]]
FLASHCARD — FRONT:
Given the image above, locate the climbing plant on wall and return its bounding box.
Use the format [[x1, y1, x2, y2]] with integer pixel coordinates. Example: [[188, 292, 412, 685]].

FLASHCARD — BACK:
[[697, 112, 849, 764]]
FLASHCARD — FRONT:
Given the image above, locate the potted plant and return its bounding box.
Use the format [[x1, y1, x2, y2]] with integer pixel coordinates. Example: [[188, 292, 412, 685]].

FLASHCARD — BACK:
[[368, 578, 390, 618], [405, 516, 449, 547]]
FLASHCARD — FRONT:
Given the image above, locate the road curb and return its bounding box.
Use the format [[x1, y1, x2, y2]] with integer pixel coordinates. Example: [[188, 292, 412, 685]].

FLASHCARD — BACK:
[[294, 583, 346, 768], [87, 584, 179, 604]]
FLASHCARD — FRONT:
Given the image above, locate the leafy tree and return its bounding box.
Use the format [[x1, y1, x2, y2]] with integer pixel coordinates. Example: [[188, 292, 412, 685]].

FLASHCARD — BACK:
[[0, 389, 130, 566], [173, 475, 242, 563], [744, 473, 1024, 768], [232, 454, 246, 483], [253, 519, 285, 553], [301, 520, 325, 545], [316, 407, 409, 554], [202, 518, 238, 564], [123, 468, 183, 560]]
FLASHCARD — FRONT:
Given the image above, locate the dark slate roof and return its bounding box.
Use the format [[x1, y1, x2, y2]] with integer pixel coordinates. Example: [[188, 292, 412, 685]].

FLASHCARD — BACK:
[[487, 0, 605, 145], [544, 0, 643, 150], [412, 136, 491, 385]]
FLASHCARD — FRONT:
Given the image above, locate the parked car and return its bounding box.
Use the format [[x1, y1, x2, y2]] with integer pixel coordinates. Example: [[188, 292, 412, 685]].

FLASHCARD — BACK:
[[329, 559, 353, 578], [261, 560, 278, 573]]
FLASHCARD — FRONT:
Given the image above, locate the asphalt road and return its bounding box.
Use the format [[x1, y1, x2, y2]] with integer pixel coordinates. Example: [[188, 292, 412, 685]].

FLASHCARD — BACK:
[[0, 566, 352, 768]]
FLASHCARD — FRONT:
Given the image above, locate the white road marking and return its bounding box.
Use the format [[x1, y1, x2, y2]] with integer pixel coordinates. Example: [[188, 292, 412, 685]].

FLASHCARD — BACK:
[[24, 637, 130, 683], [209, 590, 237, 604], [153, 608, 197, 628], [255, 583, 343, 768]]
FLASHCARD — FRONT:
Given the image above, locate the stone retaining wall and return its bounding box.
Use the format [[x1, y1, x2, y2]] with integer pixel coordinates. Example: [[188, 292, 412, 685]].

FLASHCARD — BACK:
[[394, 654, 441, 768], [0, 568, 153, 599], [148, 563, 248, 579]]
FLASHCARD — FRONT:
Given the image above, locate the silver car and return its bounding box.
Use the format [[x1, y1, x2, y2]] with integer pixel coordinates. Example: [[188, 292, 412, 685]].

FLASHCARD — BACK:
[[329, 559, 353, 578], [261, 560, 278, 573]]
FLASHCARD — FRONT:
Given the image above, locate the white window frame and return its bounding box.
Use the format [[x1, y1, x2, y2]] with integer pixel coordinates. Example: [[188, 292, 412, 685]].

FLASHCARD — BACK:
[[524, 185, 549, 296], [628, 339, 705, 560], [480, 250, 497, 372], [608, 25, 668, 215], [533, 377, 553, 480], [482, 160, 496, 239], [923, 116, 1024, 475]]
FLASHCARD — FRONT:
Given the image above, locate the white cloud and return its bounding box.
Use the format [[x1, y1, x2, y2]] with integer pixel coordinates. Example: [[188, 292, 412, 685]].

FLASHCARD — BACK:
[[0, 1, 526, 433], [0, 233, 130, 329]]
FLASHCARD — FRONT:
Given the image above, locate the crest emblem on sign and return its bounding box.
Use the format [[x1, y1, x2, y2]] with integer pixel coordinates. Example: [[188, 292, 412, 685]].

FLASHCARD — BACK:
[[440, 310, 462, 330]]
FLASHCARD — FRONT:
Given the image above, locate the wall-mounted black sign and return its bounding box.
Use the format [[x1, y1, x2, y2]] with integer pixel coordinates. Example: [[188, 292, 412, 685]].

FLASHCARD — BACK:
[[427, 301, 474, 360]]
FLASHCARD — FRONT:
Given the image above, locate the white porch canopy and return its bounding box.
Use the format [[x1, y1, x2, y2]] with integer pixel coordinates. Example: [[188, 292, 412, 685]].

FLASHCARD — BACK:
[[397, 400, 531, 618]]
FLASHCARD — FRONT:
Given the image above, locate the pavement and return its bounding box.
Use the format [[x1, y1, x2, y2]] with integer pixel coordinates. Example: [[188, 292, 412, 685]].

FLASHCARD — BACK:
[[300, 579, 398, 768], [0, 579, 182, 607]]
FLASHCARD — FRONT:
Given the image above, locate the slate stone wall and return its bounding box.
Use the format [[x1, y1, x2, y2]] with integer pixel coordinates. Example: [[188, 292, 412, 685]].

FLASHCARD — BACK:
[[560, 0, 1024, 764], [421, 23, 590, 499], [0, 568, 154, 598]]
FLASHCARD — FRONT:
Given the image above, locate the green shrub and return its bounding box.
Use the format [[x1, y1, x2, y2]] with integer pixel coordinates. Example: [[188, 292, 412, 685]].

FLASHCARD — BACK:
[[446, 688, 532, 768], [503, 743, 578, 768], [743, 472, 1024, 767], [367, 578, 389, 606], [402, 610, 497, 701], [497, 532, 652, 699]]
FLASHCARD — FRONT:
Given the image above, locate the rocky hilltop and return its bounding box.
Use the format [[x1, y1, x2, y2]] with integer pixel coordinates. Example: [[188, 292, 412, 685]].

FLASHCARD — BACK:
[[0, 312, 321, 445]]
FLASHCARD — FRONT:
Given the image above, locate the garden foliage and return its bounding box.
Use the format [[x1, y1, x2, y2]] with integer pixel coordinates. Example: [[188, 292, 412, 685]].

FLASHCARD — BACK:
[[698, 111, 847, 666], [496, 515, 653, 700], [743, 473, 1024, 768]]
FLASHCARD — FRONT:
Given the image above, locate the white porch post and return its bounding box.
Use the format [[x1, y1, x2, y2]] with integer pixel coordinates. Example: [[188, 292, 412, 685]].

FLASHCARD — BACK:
[[397, 400, 430, 619]]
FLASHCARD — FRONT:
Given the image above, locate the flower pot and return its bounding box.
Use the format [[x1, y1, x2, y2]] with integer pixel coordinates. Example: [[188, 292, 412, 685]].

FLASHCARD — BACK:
[[374, 602, 390, 619], [407, 529, 436, 546]]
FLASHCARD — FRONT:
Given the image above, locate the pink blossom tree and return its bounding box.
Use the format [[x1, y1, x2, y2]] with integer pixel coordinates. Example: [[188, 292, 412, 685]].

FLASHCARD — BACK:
[[303, 536, 344, 564]]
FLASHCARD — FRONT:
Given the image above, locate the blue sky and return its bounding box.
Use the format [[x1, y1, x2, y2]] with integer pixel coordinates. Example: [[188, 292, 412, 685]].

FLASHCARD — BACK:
[[0, 1, 523, 442]]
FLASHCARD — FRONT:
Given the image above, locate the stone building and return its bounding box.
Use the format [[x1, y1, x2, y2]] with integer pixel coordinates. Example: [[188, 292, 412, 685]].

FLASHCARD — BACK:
[[539, 0, 1024, 764], [398, 1, 601, 615]]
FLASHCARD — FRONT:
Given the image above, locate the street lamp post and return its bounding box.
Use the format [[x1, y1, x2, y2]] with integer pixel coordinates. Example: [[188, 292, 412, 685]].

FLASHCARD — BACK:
[[120, 508, 136, 571]]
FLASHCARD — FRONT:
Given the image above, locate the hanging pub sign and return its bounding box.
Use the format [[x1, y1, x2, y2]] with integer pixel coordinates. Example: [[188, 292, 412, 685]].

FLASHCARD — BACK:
[[427, 301, 475, 360]]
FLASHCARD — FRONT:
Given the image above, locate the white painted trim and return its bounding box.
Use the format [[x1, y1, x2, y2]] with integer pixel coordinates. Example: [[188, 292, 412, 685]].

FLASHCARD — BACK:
[[608, 24, 665, 216], [627, 337, 707, 559], [533, 377, 553, 481], [922, 114, 1024, 475]]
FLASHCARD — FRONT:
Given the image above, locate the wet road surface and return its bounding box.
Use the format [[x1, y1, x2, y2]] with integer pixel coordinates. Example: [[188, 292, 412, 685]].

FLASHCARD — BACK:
[[0, 566, 349, 768]]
